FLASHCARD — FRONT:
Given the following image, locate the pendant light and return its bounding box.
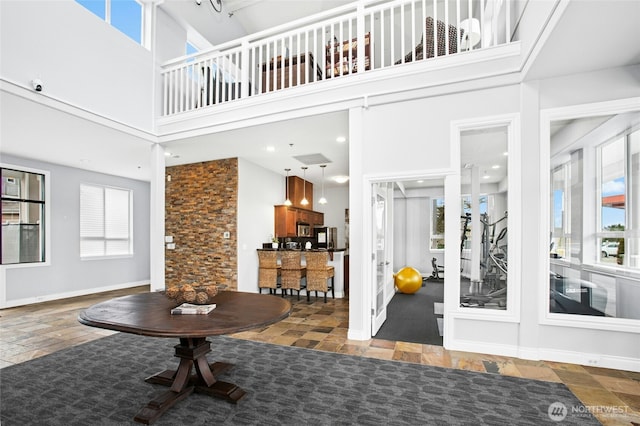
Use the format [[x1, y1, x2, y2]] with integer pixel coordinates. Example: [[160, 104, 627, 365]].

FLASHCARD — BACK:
[[300, 166, 309, 206], [319, 164, 327, 205], [284, 168, 292, 206]]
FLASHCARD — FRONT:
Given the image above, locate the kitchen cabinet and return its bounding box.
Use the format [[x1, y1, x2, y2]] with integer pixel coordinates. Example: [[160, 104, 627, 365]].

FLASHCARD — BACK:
[[286, 176, 313, 210], [274, 205, 324, 237]]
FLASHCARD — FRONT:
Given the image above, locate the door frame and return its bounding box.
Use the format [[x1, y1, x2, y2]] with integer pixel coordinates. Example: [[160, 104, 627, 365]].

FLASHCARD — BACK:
[[362, 169, 456, 340]]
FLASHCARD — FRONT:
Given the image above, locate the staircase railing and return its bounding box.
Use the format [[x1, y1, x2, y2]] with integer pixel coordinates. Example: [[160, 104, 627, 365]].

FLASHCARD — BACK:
[[160, 0, 512, 117]]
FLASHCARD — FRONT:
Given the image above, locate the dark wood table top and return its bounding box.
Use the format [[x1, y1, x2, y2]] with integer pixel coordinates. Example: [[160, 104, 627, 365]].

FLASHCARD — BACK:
[[78, 291, 291, 338]]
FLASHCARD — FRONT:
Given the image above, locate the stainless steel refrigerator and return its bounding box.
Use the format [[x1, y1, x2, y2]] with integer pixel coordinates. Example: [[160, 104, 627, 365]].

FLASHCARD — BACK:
[[314, 227, 337, 249]]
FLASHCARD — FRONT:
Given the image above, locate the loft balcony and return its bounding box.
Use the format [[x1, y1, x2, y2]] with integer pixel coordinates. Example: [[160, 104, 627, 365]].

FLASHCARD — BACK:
[[157, 0, 518, 130]]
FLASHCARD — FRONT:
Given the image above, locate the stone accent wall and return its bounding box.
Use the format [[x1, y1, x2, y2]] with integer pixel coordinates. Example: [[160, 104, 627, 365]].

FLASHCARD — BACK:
[[165, 158, 238, 290]]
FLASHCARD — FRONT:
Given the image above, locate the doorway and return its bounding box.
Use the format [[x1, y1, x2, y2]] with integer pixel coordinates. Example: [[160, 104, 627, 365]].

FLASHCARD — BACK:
[[372, 177, 446, 346]]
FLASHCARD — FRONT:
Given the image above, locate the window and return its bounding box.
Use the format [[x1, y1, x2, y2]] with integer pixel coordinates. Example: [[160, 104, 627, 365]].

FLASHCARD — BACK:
[[80, 184, 132, 258], [431, 195, 490, 252], [460, 195, 488, 251], [76, 0, 142, 44], [550, 164, 570, 259], [547, 106, 640, 323], [1, 168, 46, 265], [430, 197, 445, 250], [597, 130, 639, 268], [187, 42, 198, 56]]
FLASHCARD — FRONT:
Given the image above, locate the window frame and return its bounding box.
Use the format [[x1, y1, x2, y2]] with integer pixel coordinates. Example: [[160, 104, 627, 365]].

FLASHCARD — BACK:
[[448, 113, 521, 323], [596, 130, 638, 268], [80, 183, 134, 260], [0, 164, 51, 268], [76, 0, 144, 46], [550, 162, 571, 262]]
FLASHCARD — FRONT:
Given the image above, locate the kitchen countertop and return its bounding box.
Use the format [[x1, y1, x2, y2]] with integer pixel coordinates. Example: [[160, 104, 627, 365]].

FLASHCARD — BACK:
[[257, 248, 346, 252]]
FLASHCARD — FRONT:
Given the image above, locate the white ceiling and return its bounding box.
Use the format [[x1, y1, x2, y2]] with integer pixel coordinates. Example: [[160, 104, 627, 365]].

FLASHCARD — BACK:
[[0, 91, 154, 181], [162, 111, 350, 187]]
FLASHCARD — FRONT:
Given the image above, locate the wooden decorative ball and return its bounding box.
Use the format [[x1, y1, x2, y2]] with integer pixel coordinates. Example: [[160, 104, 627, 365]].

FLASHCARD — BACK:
[[164, 284, 218, 304]]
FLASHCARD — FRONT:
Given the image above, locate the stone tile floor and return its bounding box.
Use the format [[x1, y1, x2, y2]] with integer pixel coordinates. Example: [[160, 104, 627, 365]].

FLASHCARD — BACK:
[[1, 285, 638, 425]]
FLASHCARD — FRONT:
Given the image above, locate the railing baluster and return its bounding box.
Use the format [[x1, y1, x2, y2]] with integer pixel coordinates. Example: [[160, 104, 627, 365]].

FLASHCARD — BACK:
[[381, 9, 385, 68], [410, 0, 415, 62], [480, 0, 485, 49], [506, 0, 511, 44], [159, 0, 513, 117], [400, 4, 405, 63], [456, 0, 461, 53], [390, 6, 395, 66], [468, 0, 473, 51]]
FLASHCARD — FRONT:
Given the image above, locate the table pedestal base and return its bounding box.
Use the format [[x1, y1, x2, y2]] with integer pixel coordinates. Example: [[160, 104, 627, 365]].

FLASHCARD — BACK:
[[133, 337, 246, 424]]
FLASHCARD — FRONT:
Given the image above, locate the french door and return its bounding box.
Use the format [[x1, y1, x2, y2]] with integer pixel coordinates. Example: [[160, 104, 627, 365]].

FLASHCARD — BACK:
[[372, 182, 391, 335]]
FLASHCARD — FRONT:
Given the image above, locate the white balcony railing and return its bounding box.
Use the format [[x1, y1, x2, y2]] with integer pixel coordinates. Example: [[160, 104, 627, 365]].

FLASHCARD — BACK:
[[160, 0, 512, 117]]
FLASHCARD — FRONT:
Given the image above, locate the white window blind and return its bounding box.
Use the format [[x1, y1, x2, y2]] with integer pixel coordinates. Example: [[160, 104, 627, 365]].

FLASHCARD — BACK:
[[80, 184, 132, 257]]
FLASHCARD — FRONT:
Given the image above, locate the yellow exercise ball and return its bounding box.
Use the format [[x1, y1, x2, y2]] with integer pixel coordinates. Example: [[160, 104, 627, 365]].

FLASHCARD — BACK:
[[394, 267, 422, 294]]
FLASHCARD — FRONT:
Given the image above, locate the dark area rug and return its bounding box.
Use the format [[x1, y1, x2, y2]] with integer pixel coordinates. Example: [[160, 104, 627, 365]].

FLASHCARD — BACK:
[[0, 332, 598, 425], [374, 280, 444, 346]]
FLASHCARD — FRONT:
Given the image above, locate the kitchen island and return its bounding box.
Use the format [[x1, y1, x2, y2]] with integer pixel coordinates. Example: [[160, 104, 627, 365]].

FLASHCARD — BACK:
[[256, 249, 347, 298]]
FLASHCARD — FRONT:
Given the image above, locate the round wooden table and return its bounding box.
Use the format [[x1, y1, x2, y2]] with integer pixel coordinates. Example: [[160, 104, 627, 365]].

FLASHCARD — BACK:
[[78, 291, 291, 425]]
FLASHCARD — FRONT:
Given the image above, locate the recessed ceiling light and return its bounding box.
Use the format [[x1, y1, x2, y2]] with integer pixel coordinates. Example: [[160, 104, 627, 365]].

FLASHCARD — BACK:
[[333, 175, 349, 184], [164, 152, 172, 157], [483, 174, 490, 179], [336, 136, 346, 143], [417, 180, 424, 183], [492, 165, 500, 169], [503, 151, 509, 156], [266, 146, 275, 152]]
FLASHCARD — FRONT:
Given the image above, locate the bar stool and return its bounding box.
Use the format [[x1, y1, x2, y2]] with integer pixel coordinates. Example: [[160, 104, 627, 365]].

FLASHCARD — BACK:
[[305, 250, 335, 303], [257, 250, 280, 295], [280, 251, 306, 300]]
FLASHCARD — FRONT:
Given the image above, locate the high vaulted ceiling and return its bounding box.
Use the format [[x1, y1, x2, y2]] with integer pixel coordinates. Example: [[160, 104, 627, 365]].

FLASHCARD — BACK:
[[160, 0, 353, 47]]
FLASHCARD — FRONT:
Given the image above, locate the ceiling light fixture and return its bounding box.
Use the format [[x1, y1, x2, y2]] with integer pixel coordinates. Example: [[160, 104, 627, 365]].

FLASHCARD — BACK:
[[319, 165, 327, 205], [333, 175, 349, 184], [284, 168, 292, 206], [336, 136, 346, 143], [196, 0, 222, 13], [300, 167, 309, 206]]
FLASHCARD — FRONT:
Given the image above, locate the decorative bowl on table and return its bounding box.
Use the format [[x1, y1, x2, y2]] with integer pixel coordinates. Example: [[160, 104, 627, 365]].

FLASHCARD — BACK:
[[164, 284, 218, 305]]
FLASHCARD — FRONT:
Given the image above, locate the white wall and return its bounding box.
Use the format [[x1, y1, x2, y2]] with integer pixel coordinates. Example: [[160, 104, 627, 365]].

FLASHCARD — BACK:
[[0, 0, 154, 131], [1, 154, 150, 308], [237, 159, 284, 293], [521, 65, 640, 369], [393, 187, 444, 275]]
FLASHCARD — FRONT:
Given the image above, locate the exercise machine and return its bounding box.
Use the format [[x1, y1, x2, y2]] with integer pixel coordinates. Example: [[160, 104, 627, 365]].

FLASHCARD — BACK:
[[460, 211, 508, 309]]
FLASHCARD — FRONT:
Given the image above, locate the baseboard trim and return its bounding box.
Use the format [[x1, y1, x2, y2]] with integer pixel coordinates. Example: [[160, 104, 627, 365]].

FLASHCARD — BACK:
[[347, 328, 370, 341], [447, 340, 640, 372], [0, 281, 149, 309], [537, 348, 640, 373]]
